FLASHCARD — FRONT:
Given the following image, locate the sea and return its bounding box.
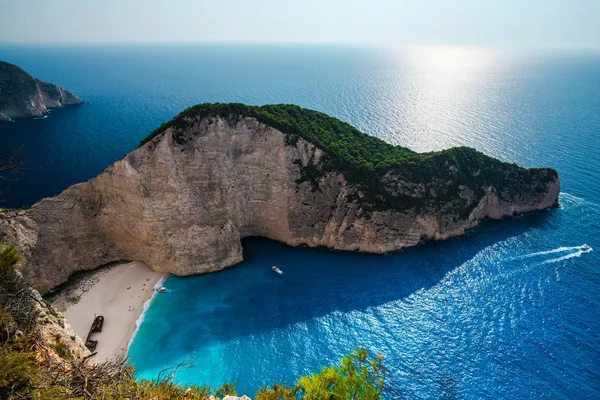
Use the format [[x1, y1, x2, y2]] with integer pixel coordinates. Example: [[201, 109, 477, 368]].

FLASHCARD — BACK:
[[0, 44, 598, 399]]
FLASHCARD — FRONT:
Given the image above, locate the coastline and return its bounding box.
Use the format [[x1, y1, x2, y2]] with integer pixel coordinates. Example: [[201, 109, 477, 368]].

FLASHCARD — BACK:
[[126, 273, 169, 355], [52, 261, 164, 362]]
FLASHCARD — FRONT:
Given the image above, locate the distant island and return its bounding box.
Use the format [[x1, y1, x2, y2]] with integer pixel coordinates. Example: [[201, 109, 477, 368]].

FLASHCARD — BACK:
[[0, 60, 82, 122], [0, 103, 560, 293]]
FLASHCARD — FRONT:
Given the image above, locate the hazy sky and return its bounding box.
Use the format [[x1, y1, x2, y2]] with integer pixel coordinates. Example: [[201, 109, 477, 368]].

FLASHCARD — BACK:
[[0, 0, 598, 47]]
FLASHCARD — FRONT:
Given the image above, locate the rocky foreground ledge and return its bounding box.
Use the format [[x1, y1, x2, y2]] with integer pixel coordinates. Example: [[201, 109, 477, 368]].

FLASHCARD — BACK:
[[0, 60, 82, 122], [0, 103, 559, 293]]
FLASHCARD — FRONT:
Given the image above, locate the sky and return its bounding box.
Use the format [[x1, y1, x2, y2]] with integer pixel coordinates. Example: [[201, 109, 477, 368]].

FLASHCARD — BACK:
[[0, 0, 599, 48]]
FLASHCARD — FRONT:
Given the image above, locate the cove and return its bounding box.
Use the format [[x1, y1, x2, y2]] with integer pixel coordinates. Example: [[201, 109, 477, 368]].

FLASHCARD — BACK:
[[128, 198, 598, 398]]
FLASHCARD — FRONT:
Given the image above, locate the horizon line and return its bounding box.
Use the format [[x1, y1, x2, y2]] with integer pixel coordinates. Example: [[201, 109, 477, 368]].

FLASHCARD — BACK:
[[1, 41, 599, 52]]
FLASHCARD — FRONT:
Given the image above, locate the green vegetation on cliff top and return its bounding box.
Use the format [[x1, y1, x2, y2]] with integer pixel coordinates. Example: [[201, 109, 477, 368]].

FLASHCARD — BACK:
[[0, 61, 38, 108], [140, 103, 557, 213], [141, 103, 420, 171]]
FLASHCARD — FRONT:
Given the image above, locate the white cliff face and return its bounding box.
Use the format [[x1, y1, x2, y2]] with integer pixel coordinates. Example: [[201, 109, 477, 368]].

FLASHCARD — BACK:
[[0, 115, 559, 293]]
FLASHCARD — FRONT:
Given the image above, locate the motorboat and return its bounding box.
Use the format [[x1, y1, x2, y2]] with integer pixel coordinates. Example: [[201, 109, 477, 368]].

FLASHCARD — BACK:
[[272, 266, 283, 275], [581, 244, 590, 251], [156, 286, 168, 293]]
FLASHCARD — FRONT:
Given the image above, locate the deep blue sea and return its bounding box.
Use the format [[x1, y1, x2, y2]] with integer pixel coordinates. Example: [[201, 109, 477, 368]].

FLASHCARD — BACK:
[[1, 44, 599, 399]]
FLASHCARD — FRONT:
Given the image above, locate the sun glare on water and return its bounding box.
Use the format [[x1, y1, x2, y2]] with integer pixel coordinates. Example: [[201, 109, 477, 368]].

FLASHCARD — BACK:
[[386, 45, 508, 153]]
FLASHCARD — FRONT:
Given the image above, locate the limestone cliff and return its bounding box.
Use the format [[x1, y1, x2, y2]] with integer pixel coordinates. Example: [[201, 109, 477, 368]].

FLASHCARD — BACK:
[[0, 61, 82, 122], [0, 104, 559, 293], [32, 289, 91, 361]]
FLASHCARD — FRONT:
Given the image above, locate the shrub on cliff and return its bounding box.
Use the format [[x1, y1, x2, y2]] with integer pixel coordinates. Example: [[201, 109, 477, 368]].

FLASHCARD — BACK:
[[0, 344, 40, 399], [0, 242, 38, 342], [0, 242, 42, 399]]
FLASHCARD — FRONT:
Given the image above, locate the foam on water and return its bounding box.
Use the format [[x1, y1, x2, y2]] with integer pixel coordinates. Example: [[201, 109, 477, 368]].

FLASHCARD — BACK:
[[509, 244, 594, 262], [508, 246, 583, 260], [126, 274, 169, 354], [537, 246, 593, 266]]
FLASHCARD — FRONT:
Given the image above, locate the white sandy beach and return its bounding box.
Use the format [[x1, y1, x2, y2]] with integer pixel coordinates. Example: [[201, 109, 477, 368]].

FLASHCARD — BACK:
[[53, 261, 164, 362]]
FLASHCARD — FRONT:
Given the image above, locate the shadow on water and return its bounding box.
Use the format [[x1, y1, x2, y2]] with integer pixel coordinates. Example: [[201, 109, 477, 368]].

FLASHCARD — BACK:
[[134, 208, 558, 371]]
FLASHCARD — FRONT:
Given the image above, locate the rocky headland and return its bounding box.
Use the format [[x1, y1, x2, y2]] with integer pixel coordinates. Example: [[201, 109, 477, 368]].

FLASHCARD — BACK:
[[0, 60, 82, 122], [0, 103, 559, 293]]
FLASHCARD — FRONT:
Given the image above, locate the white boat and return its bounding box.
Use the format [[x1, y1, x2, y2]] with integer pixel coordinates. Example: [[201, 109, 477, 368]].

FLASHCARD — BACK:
[[156, 286, 168, 293], [272, 266, 283, 275], [582, 244, 591, 251]]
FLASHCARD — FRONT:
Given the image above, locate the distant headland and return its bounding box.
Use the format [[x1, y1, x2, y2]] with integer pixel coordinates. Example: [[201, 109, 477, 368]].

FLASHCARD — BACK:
[[0, 60, 82, 122]]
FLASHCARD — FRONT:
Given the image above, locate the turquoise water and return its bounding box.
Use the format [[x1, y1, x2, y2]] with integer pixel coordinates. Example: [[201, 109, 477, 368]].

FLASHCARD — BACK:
[[0, 45, 599, 398]]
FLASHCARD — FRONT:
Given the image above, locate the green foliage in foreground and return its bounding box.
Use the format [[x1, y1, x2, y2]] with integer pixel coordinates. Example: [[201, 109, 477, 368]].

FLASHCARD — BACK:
[[0, 243, 38, 342], [256, 348, 385, 400], [0, 242, 387, 399]]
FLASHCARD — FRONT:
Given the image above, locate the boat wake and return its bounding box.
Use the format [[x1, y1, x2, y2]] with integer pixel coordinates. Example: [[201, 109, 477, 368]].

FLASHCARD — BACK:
[[510, 246, 584, 260], [503, 245, 593, 269], [465, 245, 595, 286], [537, 245, 593, 266]]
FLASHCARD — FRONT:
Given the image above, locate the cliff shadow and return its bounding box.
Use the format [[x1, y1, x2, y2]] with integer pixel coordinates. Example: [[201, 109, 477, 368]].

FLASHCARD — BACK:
[[131, 207, 562, 371]]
